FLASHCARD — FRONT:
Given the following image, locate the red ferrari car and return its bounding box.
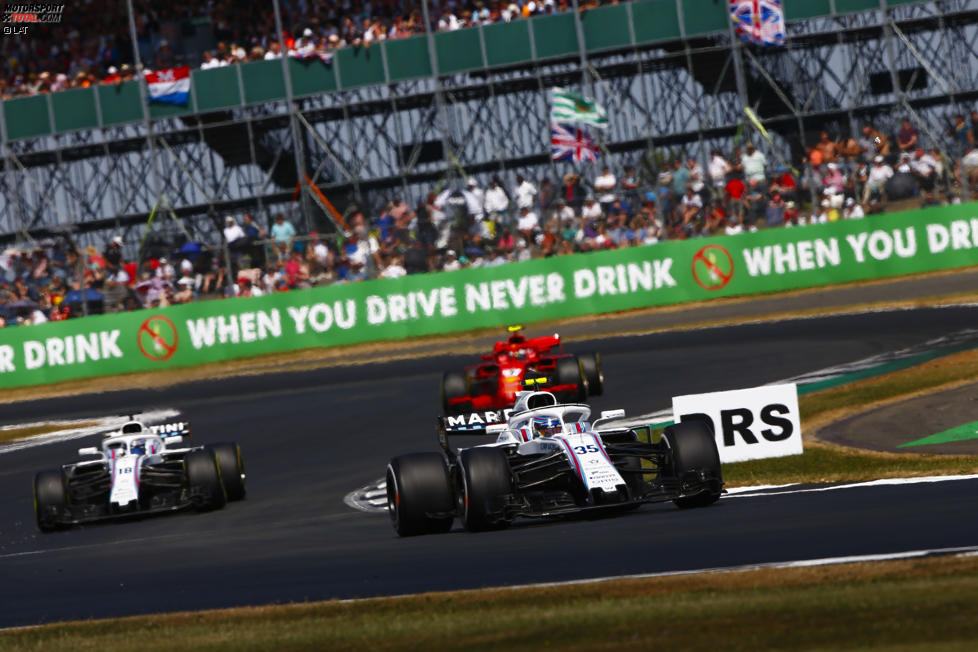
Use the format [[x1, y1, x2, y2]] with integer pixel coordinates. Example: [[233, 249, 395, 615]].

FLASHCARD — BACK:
[[440, 326, 604, 414]]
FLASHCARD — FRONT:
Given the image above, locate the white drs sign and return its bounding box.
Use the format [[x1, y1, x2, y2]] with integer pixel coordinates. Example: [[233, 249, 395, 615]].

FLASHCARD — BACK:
[[672, 383, 803, 463]]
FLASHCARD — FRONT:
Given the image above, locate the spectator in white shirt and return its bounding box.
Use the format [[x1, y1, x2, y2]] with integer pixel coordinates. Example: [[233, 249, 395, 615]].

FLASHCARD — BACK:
[[484, 178, 510, 220], [515, 174, 537, 210], [464, 177, 486, 223], [863, 156, 893, 203], [686, 157, 706, 193], [843, 197, 865, 219], [554, 198, 575, 222], [293, 28, 317, 57], [200, 51, 225, 69], [313, 237, 330, 268], [593, 166, 617, 214], [437, 9, 462, 31], [380, 254, 407, 279], [223, 216, 245, 245], [155, 257, 175, 279], [708, 149, 731, 190], [742, 143, 767, 183], [442, 249, 462, 271], [581, 195, 603, 222], [264, 41, 283, 60], [517, 206, 539, 242]]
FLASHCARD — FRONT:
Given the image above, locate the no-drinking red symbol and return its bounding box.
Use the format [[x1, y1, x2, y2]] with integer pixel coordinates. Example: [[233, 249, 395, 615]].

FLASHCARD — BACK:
[[692, 244, 734, 291], [137, 315, 178, 361]]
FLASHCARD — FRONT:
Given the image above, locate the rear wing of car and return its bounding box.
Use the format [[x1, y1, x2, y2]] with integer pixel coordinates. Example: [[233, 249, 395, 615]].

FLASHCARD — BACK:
[[437, 410, 511, 452], [148, 420, 192, 441], [525, 333, 560, 352]]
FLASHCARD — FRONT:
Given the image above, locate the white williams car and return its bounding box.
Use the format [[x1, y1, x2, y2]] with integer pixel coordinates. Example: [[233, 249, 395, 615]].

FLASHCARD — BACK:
[[386, 390, 724, 536], [33, 419, 245, 532]]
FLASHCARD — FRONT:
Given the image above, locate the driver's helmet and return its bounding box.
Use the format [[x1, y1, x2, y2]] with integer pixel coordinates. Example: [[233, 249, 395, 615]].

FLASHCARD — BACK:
[[532, 415, 562, 438], [130, 438, 146, 456]]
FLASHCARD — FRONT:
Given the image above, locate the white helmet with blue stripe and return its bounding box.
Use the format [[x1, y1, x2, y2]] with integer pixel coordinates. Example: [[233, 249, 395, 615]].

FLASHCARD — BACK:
[[532, 415, 562, 438]]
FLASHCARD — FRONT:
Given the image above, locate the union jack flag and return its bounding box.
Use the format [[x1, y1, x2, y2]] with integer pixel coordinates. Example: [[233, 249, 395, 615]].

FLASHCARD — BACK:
[[730, 0, 786, 46], [551, 123, 599, 163], [292, 50, 334, 65]]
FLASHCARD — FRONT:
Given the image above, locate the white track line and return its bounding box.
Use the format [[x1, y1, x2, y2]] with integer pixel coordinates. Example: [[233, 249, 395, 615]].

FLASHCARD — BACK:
[[724, 474, 978, 498]]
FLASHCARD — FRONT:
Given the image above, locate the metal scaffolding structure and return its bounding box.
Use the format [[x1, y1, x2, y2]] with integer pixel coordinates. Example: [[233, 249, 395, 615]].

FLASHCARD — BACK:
[[1, 0, 976, 251]]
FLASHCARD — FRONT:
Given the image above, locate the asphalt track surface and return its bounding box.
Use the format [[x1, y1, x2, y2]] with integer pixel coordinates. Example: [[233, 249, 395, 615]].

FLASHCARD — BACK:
[[2, 306, 978, 627]]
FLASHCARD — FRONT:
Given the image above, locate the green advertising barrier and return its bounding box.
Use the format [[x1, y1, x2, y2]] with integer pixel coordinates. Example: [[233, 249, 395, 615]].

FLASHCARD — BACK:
[[2, 204, 977, 389]]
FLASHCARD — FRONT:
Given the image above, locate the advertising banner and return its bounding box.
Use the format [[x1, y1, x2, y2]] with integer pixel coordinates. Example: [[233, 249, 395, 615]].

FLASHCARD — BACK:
[[2, 203, 977, 389], [672, 383, 802, 463]]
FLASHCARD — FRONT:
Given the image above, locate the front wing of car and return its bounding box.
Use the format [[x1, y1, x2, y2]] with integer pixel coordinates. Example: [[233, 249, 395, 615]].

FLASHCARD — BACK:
[[41, 501, 196, 528]]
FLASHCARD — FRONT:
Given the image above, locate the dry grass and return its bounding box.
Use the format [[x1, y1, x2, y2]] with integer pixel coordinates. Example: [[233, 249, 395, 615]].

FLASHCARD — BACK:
[[0, 422, 99, 444], [4, 554, 978, 651]]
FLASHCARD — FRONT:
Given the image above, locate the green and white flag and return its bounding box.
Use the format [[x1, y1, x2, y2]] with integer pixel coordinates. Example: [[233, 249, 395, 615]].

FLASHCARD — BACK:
[[551, 87, 609, 129]]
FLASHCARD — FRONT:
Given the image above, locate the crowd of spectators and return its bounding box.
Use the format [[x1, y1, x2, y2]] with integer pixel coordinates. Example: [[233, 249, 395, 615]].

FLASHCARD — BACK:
[[657, 117, 978, 238], [0, 0, 600, 99], [3, 113, 977, 328]]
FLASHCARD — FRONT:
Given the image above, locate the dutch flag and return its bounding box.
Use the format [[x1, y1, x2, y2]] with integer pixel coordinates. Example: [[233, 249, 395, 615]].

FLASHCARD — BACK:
[[144, 66, 191, 105]]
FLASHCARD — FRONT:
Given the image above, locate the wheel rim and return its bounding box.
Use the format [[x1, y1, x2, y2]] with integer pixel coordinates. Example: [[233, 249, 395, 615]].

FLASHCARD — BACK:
[[461, 467, 472, 526], [386, 467, 399, 528]]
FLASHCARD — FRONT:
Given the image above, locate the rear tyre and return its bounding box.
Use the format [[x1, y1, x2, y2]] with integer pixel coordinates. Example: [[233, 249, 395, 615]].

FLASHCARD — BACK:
[[185, 450, 227, 511], [209, 442, 246, 501], [555, 356, 588, 402], [34, 470, 68, 532], [662, 421, 722, 509], [441, 371, 469, 414], [386, 453, 455, 537], [578, 352, 604, 396], [459, 447, 513, 532]]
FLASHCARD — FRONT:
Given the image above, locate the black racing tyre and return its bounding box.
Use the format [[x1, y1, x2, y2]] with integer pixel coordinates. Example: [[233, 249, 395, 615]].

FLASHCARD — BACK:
[[459, 447, 513, 532], [578, 352, 604, 396], [555, 356, 588, 402], [386, 453, 455, 537], [34, 469, 68, 532], [209, 442, 246, 501], [662, 421, 722, 509], [185, 450, 227, 511], [441, 371, 469, 414]]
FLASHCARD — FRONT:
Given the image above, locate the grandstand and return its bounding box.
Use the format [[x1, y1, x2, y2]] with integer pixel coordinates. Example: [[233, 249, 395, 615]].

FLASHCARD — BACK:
[[1, 0, 977, 323]]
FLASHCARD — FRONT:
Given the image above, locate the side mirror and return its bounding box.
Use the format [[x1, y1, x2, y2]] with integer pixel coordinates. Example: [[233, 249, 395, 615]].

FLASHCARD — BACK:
[[599, 409, 625, 420], [78, 447, 100, 457], [165, 436, 183, 447]]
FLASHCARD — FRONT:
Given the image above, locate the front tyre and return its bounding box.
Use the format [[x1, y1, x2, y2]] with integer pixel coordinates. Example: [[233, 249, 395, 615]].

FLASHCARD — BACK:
[[386, 453, 455, 537], [662, 421, 723, 509], [34, 470, 68, 532], [578, 352, 604, 396], [555, 356, 588, 403], [209, 442, 246, 501], [185, 450, 227, 511], [459, 447, 513, 532]]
